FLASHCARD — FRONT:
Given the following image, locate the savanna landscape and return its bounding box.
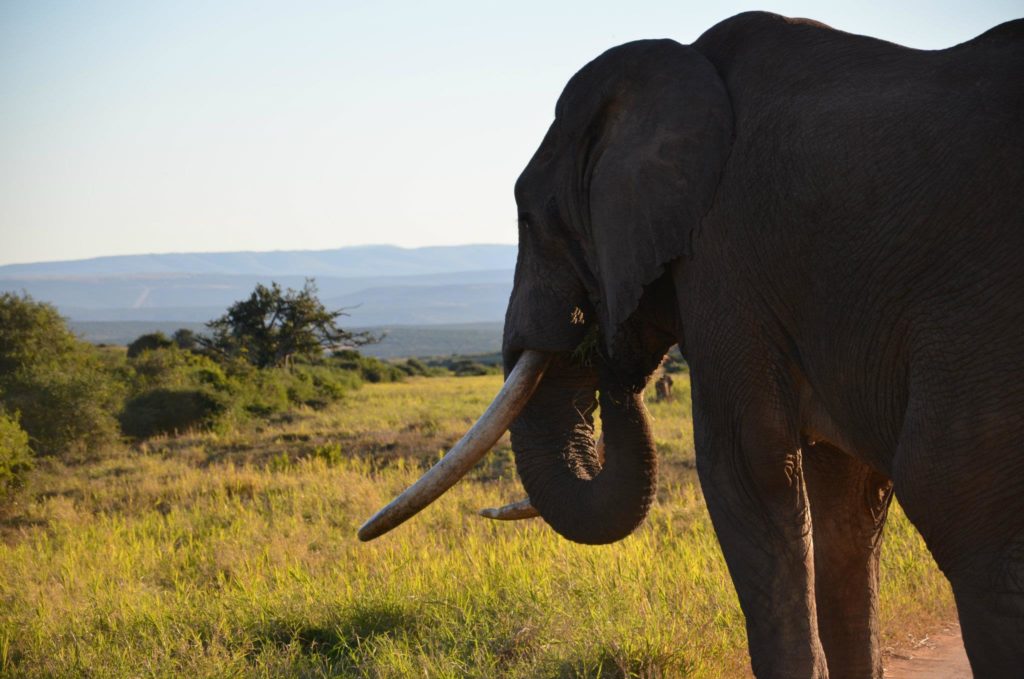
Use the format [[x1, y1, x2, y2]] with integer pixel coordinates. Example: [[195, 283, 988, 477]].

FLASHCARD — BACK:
[[7, 5, 1018, 675], [0, 293, 955, 677]]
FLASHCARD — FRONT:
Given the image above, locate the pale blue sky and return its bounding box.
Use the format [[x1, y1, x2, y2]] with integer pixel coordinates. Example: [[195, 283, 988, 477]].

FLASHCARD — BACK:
[[1, 1, 1019, 266]]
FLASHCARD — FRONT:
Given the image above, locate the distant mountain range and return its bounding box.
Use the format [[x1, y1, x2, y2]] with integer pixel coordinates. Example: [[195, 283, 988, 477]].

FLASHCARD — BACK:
[[0, 245, 518, 355], [0, 244, 517, 278]]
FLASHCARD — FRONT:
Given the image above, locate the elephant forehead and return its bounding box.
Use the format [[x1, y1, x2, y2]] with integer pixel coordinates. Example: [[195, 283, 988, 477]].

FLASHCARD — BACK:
[[514, 130, 561, 203]]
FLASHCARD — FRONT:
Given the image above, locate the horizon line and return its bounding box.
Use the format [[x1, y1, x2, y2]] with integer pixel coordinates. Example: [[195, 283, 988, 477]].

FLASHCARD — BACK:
[[0, 242, 520, 269]]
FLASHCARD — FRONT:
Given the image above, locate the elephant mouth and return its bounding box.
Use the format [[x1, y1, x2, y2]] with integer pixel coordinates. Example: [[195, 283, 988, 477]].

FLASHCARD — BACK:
[[357, 348, 658, 545]]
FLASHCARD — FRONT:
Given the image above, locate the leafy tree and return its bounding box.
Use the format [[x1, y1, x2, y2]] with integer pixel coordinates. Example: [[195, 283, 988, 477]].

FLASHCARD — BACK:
[[202, 279, 377, 368]]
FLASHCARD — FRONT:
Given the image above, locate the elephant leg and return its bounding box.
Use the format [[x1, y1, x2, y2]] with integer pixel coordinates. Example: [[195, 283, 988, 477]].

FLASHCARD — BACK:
[[893, 395, 1024, 675], [804, 440, 893, 679], [898, 477, 1024, 673], [692, 380, 828, 677]]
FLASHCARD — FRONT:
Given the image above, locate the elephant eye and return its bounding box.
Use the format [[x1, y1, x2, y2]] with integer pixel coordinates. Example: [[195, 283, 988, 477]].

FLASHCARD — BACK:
[[517, 213, 532, 230]]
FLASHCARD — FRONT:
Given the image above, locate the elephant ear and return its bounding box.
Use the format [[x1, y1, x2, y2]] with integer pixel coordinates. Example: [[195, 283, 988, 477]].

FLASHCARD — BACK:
[[581, 42, 732, 352]]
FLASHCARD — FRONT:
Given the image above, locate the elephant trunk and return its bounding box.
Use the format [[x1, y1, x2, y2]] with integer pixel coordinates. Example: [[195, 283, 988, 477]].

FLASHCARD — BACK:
[[510, 354, 657, 544]]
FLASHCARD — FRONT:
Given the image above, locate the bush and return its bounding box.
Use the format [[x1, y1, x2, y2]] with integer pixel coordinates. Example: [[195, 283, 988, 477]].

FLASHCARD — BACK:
[[298, 365, 361, 404], [123, 347, 361, 432], [398, 358, 428, 376], [359, 358, 404, 383], [126, 332, 174, 359], [226, 362, 360, 416], [423, 353, 502, 377], [171, 328, 201, 351], [11, 362, 123, 455], [120, 388, 229, 438], [128, 345, 229, 393], [329, 350, 405, 383], [0, 292, 79, 375], [122, 346, 237, 437], [451, 360, 491, 377], [0, 293, 124, 457], [0, 410, 33, 495]]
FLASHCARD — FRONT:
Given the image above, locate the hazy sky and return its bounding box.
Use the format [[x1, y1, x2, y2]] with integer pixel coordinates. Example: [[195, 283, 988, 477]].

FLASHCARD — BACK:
[[1, 1, 1019, 266]]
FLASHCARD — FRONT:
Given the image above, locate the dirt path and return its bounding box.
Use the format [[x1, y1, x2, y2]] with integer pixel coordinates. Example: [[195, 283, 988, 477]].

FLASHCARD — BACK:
[[884, 624, 972, 678]]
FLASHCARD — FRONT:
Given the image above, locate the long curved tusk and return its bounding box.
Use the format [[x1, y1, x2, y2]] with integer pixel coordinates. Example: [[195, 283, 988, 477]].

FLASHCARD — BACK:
[[357, 350, 551, 541], [477, 434, 605, 522], [479, 498, 540, 520]]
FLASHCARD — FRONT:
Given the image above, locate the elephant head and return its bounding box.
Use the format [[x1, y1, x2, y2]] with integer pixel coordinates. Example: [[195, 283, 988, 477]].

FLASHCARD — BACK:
[[358, 38, 732, 544]]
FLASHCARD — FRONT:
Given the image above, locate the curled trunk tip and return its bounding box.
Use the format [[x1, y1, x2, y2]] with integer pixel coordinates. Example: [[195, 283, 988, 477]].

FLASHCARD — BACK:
[[509, 356, 658, 545], [479, 498, 540, 520]]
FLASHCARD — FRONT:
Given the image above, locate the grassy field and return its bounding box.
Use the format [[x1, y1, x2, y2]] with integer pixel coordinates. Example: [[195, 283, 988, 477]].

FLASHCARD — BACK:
[[0, 374, 954, 677]]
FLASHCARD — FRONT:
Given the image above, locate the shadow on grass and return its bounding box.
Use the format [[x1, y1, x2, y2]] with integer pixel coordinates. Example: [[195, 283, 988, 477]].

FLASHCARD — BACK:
[[250, 601, 415, 660]]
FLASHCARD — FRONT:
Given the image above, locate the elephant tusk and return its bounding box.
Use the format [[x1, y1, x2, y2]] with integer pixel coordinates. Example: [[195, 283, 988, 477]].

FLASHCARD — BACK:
[[357, 350, 551, 541], [477, 434, 604, 522], [479, 498, 540, 520]]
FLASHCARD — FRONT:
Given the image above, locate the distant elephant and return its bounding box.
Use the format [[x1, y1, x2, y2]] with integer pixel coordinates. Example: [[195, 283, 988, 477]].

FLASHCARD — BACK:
[[360, 12, 1024, 677]]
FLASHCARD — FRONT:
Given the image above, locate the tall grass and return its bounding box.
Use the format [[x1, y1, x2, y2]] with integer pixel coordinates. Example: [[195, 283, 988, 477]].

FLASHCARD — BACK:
[[0, 375, 953, 677]]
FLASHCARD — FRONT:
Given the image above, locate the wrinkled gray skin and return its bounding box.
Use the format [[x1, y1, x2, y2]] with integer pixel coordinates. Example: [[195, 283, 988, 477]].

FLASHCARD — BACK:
[[502, 12, 1023, 678]]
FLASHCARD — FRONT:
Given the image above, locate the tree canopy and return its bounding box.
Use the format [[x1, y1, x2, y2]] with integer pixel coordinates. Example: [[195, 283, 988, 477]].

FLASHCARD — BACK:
[[202, 279, 377, 368]]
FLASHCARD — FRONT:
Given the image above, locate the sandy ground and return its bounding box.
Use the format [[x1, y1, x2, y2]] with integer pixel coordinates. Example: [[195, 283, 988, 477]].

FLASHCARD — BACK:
[[884, 623, 972, 678]]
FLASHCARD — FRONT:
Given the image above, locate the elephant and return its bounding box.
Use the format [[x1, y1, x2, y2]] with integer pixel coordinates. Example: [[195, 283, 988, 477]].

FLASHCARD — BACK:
[[360, 12, 1024, 677]]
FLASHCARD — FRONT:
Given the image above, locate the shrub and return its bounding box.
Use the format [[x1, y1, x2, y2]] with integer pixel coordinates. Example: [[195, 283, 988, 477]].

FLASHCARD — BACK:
[[423, 353, 502, 376], [10, 361, 124, 455], [398, 358, 428, 376], [359, 359, 401, 383], [126, 332, 174, 359], [128, 345, 229, 393], [329, 351, 404, 383], [0, 293, 124, 457], [449, 359, 496, 377], [171, 328, 201, 351], [0, 292, 79, 375], [120, 388, 228, 438], [227, 363, 359, 416], [296, 365, 361, 405], [124, 354, 364, 427], [122, 347, 237, 437], [0, 410, 33, 495]]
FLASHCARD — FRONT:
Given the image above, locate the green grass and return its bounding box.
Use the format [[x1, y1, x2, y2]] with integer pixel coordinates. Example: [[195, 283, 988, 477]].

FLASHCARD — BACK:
[[0, 375, 953, 677]]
